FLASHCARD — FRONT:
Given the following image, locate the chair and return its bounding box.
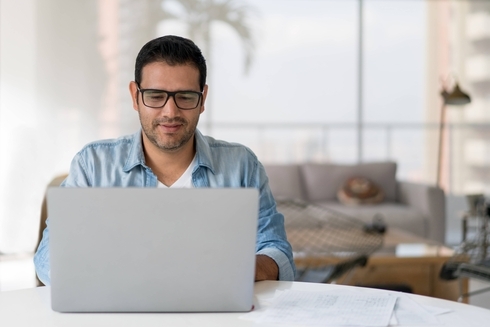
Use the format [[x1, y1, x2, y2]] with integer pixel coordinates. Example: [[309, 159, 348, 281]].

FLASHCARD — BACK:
[[35, 174, 68, 286], [277, 198, 383, 283]]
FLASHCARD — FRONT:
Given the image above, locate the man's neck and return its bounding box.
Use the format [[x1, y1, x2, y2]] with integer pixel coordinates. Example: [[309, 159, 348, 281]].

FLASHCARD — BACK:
[[142, 135, 196, 187]]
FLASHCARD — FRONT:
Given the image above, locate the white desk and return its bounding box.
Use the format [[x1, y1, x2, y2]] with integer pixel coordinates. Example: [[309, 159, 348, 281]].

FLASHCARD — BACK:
[[1, 281, 490, 326]]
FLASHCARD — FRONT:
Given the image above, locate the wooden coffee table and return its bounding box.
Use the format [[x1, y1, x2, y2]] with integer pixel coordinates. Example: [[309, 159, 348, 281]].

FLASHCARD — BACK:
[[293, 227, 468, 302]]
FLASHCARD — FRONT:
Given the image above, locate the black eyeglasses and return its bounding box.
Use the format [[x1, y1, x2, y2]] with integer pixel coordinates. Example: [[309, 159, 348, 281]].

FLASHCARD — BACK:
[[137, 86, 203, 110]]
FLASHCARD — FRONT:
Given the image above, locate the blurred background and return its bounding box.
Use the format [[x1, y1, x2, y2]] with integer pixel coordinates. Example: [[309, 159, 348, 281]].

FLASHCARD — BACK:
[[1, 0, 490, 297]]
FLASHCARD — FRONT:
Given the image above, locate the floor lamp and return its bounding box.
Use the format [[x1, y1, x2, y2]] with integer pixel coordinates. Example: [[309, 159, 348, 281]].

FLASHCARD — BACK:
[[437, 82, 471, 187]]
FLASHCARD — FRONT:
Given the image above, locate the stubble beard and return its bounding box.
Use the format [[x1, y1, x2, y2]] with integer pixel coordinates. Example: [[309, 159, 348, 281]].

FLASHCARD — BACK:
[[140, 114, 199, 153]]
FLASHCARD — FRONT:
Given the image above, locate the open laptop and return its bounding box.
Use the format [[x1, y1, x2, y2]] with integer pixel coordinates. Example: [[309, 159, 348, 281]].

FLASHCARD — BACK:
[[47, 187, 258, 313]]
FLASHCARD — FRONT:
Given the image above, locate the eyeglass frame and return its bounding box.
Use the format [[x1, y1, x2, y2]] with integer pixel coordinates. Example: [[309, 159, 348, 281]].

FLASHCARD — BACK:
[[136, 84, 204, 110]]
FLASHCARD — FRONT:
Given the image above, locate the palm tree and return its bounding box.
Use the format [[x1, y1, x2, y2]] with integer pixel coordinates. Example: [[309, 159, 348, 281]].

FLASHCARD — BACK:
[[161, 0, 257, 134], [162, 0, 255, 73]]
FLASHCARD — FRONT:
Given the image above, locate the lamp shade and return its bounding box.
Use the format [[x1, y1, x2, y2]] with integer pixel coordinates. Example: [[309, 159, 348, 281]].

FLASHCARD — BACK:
[[436, 81, 471, 188], [441, 82, 471, 106]]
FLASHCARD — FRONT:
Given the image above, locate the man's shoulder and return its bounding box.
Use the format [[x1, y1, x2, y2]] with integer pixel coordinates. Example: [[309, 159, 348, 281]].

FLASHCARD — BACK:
[[79, 133, 137, 153], [202, 134, 257, 159]]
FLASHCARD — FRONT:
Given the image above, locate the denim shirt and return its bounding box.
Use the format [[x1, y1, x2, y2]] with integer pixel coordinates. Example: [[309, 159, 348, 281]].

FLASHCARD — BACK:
[[34, 129, 296, 285]]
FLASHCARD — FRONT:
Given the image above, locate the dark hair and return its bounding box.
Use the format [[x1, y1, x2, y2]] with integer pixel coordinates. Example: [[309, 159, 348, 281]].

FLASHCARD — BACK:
[[134, 35, 207, 91]]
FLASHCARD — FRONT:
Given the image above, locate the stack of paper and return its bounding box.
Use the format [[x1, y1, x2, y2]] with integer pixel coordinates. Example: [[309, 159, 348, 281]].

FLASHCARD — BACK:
[[241, 289, 451, 326]]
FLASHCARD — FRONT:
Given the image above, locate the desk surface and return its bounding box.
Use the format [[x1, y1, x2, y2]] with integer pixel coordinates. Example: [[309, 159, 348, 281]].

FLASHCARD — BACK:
[[1, 281, 490, 327]]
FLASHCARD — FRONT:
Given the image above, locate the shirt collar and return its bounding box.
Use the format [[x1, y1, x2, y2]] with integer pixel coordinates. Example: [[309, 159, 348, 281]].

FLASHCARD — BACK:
[[123, 129, 216, 175], [123, 130, 147, 172], [193, 129, 215, 175]]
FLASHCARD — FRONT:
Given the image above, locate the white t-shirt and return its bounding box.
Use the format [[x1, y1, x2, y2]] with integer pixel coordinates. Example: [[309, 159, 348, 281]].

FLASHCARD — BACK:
[[157, 154, 197, 188]]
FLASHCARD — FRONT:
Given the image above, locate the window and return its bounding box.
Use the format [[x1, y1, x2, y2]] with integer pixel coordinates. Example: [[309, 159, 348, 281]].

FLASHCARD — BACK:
[[1, 0, 480, 253]]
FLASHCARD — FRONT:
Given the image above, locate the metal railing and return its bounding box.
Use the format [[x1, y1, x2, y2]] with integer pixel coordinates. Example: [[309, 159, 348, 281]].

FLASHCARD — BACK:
[[201, 122, 490, 193]]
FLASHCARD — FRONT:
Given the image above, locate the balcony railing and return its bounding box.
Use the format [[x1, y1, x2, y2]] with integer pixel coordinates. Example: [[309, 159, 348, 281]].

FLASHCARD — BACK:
[[201, 122, 490, 194]]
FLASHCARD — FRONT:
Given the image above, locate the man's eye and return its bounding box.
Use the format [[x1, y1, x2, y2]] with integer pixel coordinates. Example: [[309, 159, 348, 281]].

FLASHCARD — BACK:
[[146, 92, 166, 100], [176, 93, 197, 101]]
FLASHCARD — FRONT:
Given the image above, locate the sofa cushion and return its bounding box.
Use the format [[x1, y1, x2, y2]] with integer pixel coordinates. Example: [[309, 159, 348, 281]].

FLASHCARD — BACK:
[[263, 164, 306, 201], [301, 162, 398, 202], [313, 201, 427, 239]]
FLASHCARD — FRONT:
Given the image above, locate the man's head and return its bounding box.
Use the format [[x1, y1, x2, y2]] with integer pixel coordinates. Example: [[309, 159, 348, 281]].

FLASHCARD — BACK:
[[130, 35, 208, 156], [135, 35, 207, 91]]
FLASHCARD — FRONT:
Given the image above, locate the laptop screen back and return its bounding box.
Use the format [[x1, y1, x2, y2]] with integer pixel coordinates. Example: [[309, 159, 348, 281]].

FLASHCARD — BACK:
[[48, 187, 258, 312]]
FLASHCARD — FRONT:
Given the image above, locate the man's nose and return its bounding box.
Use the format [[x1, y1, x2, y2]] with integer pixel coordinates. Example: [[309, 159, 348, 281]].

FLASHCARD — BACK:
[[160, 95, 180, 117]]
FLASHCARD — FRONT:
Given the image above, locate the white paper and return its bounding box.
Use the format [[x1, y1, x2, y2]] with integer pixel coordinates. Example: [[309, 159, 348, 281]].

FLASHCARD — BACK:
[[422, 304, 453, 316], [256, 289, 397, 326], [393, 294, 441, 326]]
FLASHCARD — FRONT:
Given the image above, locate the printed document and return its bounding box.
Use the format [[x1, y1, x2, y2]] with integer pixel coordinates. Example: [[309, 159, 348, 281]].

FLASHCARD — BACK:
[[257, 290, 397, 326]]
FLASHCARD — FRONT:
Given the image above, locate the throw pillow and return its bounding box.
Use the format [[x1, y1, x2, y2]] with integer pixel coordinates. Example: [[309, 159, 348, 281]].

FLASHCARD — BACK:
[[301, 161, 397, 202], [337, 176, 384, 205]]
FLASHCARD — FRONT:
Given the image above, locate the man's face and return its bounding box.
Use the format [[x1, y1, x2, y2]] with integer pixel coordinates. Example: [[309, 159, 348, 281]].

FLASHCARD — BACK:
[[130, 61, 207, 153]]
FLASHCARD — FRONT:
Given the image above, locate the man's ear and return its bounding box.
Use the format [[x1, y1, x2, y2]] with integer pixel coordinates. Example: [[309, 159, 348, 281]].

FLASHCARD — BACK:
[[129, 81, 139, 111], [200, 84, 208, 114]]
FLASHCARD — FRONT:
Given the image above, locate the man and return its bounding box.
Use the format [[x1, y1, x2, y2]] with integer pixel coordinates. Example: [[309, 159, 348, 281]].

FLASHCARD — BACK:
[[34, 35, 295, 285]]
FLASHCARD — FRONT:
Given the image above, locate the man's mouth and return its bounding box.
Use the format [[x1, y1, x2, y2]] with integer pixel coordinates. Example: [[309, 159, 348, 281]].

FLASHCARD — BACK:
[[158, 123, 182, 133]]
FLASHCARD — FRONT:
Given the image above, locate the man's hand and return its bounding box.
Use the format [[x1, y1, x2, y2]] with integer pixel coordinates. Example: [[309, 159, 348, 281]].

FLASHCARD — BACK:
[[255, 254, 279, 281]]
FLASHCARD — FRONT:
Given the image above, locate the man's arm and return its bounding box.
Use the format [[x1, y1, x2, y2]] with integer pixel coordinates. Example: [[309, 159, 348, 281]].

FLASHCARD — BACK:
[[255, 254, 279, 281], [34, 153, 92, 285], [34, 225, 51, 285], [254, 162, 296, 281]]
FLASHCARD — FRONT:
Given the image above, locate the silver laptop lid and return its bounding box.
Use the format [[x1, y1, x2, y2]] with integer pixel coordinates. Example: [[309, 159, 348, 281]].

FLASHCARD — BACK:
[[48, 187, 258, 313]]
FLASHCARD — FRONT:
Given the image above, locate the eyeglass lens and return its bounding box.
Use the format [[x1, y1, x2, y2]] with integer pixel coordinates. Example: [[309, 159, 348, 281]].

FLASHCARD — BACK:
[[142, 90, 200, 109]]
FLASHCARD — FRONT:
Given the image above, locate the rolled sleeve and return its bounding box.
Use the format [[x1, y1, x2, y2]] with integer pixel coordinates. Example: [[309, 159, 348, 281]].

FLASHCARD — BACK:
[[257, 247, 295, 281]]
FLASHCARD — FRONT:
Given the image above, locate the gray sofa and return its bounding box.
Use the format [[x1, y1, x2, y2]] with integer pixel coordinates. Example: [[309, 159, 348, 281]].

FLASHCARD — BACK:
[[263, 161, 446, 244]]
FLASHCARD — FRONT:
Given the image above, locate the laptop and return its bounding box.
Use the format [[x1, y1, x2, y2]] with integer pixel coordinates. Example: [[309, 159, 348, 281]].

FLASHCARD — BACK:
[[47, 187, 259, 313]]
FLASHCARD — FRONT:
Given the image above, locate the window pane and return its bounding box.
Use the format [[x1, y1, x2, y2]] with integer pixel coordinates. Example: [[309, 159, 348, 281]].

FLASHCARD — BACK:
[[364, 0, 426, 123], [160, 0, 359, 125]]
